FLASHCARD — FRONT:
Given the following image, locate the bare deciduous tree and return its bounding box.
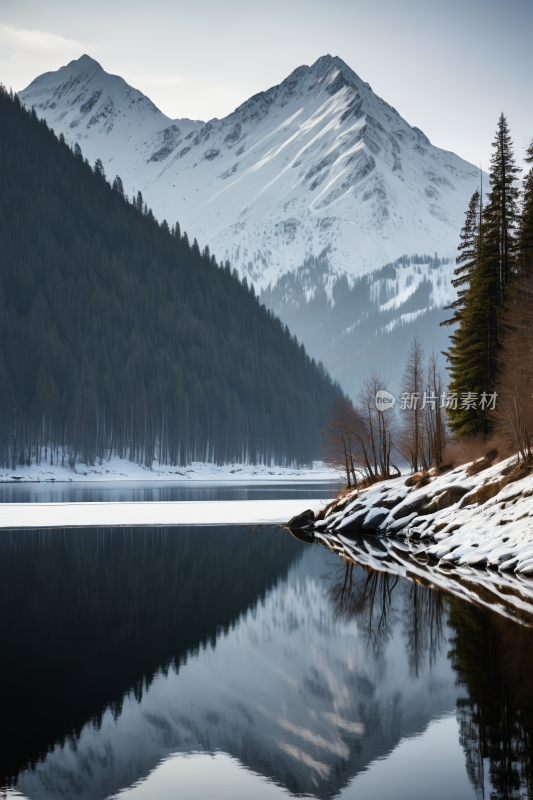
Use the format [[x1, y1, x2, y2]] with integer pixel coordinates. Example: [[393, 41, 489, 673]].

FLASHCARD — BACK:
[[321, 373, 399, 487], [320, 396, 358, 488], [424, 351, 447, 468], [398, 335, 427, 472], [356, 372, 399, 480]]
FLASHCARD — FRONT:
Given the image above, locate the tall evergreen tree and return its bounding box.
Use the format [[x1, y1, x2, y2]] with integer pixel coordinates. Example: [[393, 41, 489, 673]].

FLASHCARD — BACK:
[[443, 115, 520, 437], [94, 158, 105, 180], [518, 139, 533, 276], [484, 113, 521, 305], [442, 189, 480, 327], [112, 175, 124, 197], [445, 226, 497, 438]]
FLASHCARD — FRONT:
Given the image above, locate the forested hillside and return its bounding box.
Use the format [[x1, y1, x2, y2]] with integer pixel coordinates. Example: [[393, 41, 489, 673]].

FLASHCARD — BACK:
[[0, 88, 341, 470]]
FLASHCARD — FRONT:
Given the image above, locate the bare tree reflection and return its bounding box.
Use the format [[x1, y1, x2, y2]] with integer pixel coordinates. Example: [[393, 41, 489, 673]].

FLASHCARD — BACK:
[[325, 560, 400, 657], [402, 580, 446, 678], [324, 556, 447, 672]]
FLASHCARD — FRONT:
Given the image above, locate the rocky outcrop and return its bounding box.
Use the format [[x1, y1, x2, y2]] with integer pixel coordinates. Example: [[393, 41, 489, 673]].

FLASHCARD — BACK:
[[296, 456, 533, 575], [287, 508, 316, 529]]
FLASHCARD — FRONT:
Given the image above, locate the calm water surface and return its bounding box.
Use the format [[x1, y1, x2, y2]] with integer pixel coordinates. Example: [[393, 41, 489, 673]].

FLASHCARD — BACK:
[[0, 481, 338, 504], [1, 525, 530, 799]]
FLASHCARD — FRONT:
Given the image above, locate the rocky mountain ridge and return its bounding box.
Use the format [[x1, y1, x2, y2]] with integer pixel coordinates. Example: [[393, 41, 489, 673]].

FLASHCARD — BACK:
[[20, 54, 484, 394]]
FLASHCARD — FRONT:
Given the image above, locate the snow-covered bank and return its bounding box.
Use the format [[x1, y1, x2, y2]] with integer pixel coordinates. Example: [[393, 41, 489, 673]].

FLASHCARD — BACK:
[[0, 498, 331, 529], [313, 531, 533, 627], [301, 455, 533, 577], [0, 458, 338, 484]]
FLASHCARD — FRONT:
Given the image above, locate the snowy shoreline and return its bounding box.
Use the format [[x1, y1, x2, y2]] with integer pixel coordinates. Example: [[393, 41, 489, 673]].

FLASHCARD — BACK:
[[300, 454, 533, 577], [0, 459, 339, 484]]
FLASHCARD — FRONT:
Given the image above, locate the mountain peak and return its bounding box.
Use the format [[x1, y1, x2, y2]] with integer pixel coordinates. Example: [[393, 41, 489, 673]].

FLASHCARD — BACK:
[[24, 54, 103, 90], [273, 54, 367, 105], [20, 54, 170, 159], [64, 54, 103, 72], [311, 54, 354, 75], [18, 53, 483, 401]]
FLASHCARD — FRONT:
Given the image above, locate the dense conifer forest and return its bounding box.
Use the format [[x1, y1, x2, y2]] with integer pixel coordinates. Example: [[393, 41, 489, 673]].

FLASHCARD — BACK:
[[442, 114, 533, 444], [0, 87, 341, 470]]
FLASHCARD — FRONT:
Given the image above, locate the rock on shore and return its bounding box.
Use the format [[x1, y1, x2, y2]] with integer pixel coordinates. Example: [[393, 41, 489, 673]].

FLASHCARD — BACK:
[[298, 456, 533, 575]]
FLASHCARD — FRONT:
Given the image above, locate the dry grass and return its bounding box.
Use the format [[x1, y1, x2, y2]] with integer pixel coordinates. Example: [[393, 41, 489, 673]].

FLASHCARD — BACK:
[[465, 448, 499, 477], [461, 481, 502, 507], [499, 461, 533, 488], [317, 485, 360, 520], [335, 486, 353, 502], [404, 470, 431, 489], [414, 471, 431, 489], [458, 460, 533, 509], [405, 471, 425, 487], [444, 433, 515, 469], [444, 434, 490, 467], [357, 474, 384, 491]]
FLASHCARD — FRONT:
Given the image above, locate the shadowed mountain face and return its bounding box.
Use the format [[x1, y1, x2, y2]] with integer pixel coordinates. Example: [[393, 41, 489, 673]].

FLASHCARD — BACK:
[[0, 525, 488, 800], [20, 54, 483, 397]]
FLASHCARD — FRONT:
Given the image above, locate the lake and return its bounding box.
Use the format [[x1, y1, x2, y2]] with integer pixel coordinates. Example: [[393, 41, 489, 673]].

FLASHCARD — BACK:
[[0, 480, 338, 504], [2, 519, 530, 799]]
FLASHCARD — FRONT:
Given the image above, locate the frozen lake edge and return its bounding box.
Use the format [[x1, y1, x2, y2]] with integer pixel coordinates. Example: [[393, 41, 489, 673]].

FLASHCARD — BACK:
[[0, 498, 331, 529]]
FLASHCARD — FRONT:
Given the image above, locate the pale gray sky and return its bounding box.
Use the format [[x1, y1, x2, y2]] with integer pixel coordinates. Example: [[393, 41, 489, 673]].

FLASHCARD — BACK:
[[1, 0, 532, 171]]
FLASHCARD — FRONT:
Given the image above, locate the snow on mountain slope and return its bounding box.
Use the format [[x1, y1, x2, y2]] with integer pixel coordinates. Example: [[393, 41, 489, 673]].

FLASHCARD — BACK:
[[20, 54, 202, 168], [20, 55, 484, 395]]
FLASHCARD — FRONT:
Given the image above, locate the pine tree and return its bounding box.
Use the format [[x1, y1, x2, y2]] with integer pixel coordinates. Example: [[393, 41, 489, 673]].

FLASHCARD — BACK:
[[445, 227, 497, 437], [443, 115, 520, 437], [94, 158, 105, 180], [442, 189, 480, 327], [484, 113, 521, 305], [112, 175, 124, 197], [518, 140, 533, 276]]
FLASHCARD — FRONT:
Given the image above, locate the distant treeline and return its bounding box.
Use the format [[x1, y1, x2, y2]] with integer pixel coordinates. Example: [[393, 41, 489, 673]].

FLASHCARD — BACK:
[[0, 87, 341, 470]]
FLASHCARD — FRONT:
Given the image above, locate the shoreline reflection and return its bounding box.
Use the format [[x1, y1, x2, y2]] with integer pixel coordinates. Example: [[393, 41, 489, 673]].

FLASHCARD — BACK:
[[1, 527, 531, 798]]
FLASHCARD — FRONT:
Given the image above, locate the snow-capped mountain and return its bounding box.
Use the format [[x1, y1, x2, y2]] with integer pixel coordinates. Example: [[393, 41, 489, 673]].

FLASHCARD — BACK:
[[19, 54, 201, 161], [20, 55, 484, 396]]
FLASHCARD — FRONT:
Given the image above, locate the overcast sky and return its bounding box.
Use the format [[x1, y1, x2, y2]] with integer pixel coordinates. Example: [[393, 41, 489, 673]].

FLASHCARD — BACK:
[[1, 0, 532, 171]]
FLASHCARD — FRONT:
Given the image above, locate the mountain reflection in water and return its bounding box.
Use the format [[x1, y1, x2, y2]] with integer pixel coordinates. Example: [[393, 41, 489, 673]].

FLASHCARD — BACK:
[[0, 527, 532, 799]]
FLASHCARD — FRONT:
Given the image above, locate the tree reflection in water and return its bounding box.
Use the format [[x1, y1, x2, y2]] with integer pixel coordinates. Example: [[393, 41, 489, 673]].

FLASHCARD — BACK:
[[402, 580, 446, 678], [324, 546, 533, 800], [323, 556, 446, 670], [449, 600, 533, 800]]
